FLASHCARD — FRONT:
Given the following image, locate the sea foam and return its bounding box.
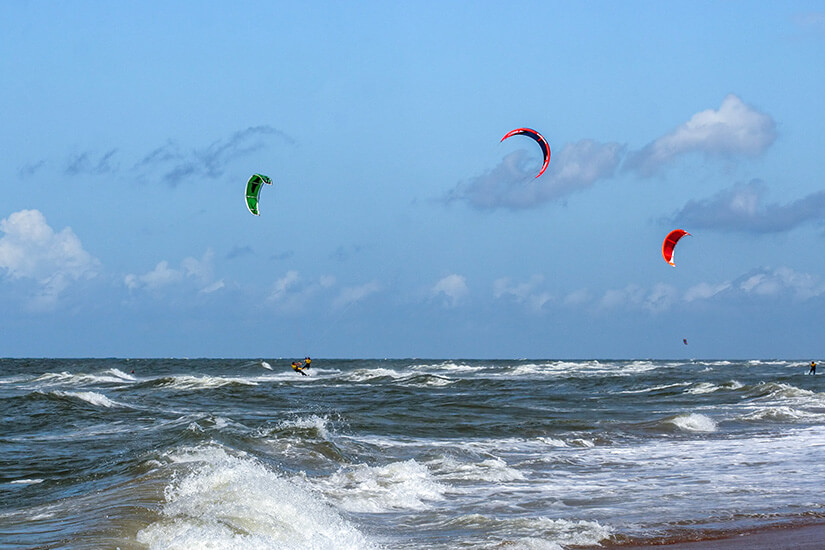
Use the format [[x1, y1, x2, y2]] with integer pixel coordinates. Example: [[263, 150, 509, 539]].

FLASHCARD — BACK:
[[155, 374, 259, 390], [139, 445, 375, 550], [320, 459, 447, 513], [665, 413, 717, 432], [49, 390, 125, 408]]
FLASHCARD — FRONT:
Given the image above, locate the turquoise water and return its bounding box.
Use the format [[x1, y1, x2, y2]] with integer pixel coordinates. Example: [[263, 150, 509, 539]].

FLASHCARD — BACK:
[[1, 358, 824, 549]]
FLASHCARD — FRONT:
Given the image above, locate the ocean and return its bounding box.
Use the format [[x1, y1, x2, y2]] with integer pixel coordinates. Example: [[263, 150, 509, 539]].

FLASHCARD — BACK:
[[1, 358, 823, 549]]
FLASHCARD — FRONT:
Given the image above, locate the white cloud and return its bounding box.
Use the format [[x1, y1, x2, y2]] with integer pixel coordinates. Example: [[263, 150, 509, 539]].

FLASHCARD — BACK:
[[594, 267, 824, 315], [266, 271, 338, 312], [627, 94, 776, 176], [446, 140, 622, 210], [735, 267, 825, 301], [599, 283, 679, 313], [684, 282, 731, 302], [671, 180, 825, 233], [332, 281, 382, 309], [0, 209, 100, 309], [267, 270, 302, 302], [124, 249, 221, 293], [432, 274, 469, 307], [563, 288, 593, 307], [200, 280, 226, 294], [494, 275, 553, 311]]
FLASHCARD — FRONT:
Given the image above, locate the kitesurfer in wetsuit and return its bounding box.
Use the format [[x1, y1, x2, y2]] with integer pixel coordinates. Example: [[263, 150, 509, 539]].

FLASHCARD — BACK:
[[291, 361, 308, 376], [809, 361, 817, 375]]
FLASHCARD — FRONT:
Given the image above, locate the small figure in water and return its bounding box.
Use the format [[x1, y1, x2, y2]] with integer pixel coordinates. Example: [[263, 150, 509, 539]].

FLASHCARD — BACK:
[[291, 361, 308, 376], [302, 357, 311, 369], [809, 361, 817, 375]]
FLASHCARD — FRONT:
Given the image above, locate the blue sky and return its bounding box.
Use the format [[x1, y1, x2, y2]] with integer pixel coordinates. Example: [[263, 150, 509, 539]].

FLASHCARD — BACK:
[[2, 2, 824, 359]]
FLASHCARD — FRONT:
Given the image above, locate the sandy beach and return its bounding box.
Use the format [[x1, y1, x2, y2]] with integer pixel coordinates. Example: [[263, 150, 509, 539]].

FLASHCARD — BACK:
[[600, 523, 825, 549]]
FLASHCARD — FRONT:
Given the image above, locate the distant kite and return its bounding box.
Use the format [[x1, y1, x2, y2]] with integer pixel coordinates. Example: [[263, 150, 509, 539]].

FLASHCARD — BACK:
[[662, 229, 691, 266], [501, 128, 551, 178], [683, 339, 688, 345], [245, 174, 272, 216]]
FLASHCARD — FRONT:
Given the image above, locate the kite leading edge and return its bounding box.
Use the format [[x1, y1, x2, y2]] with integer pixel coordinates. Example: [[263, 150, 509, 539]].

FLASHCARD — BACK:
[[501, 127, 551, 178]]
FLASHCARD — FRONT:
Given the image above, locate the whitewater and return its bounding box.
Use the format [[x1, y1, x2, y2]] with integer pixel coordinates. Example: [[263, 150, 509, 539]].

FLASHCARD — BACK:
[[1, 358, 823, 549]]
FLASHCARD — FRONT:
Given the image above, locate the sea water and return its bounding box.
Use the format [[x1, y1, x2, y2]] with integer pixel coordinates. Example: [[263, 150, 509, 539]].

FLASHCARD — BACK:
[[1, 358, 823, 549]]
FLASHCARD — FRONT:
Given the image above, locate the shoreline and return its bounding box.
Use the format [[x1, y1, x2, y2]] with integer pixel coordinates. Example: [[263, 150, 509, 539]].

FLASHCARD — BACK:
[[598, 522, 825, 549]]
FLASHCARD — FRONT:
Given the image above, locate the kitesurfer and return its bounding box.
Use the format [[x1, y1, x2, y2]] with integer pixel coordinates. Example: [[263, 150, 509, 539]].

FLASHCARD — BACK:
[[809, 361, 817, 375], [291, 361, 308, 376], [302, 357, 311, 369]]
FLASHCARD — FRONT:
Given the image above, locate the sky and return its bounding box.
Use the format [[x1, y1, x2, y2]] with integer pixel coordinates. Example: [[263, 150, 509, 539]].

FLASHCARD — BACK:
[[2, 2, 825, 359]]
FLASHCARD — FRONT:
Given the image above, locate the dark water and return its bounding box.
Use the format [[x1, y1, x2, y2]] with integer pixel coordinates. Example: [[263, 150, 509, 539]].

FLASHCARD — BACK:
[[1, 358, 824, 549]]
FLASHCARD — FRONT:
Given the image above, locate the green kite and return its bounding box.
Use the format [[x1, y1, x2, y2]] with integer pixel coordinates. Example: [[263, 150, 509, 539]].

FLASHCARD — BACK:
[[245, 174, 272, 216]]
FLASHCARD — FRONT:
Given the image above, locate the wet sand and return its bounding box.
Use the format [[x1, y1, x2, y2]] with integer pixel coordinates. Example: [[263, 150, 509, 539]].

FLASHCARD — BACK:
[[599, 523, 825, 549]]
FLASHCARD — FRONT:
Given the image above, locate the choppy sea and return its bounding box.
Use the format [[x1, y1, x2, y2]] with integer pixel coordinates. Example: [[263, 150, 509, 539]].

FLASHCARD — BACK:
[[1, 358, 824, 549]]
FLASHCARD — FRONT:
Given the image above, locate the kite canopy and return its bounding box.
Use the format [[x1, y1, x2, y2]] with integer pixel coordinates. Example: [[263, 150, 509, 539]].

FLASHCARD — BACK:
[[501, 127, 551, 178], [662, 229, 690, 266], [245, 174, 272, 216]]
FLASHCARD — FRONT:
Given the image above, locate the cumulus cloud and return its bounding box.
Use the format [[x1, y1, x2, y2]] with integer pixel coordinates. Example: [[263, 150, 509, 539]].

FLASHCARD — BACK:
[[268, 270, 302, 302], [332, 280, 382, 309], [592, 267, 825, 314], [494, 275, 553, 311], [598, 283, 679, 313], [124, 249, 222, 294], [0, 209, 100, 309], [626, 94, 776, 176], [734, 267, 825, 301], [266, 271, 336, 312], [431, 274, 469, 307], [684, 282, 731, 302], [446, 140, 622, 210], [563, 288, 593, 307], [671, 180, 825, 233]]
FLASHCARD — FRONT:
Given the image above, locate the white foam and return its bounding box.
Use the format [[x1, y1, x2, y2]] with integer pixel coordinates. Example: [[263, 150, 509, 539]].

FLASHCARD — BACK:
[[9, 478, 44, 485], [412, 361, 485, 373], [51, 390, 125, 408], [739, 406, 824, 423], [138, 445, 376, 550], [665, 413, 717, 432], [273, 415, 331, 440], [537, 437, 569, 447], [319, 459, 447, 513], [429, 456, 526, 483], [750, 381, 815, 400], [687, 382, 720, 394], [157, 375, 259, 390], [345, 368, 403, 382], [31, 369, 136, 387], [103, 368, 137, 381], [260, 361, 273, 370], [618, 382, 690, 394], [406, 375, 454, 387], [442, 515, 611, 549]]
